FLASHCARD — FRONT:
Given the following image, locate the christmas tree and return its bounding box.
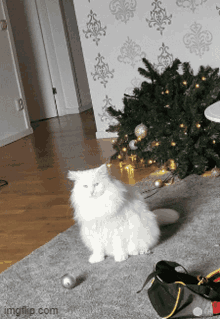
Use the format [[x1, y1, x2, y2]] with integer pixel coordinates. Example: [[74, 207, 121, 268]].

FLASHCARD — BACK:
[[106, 58, 220, 179]]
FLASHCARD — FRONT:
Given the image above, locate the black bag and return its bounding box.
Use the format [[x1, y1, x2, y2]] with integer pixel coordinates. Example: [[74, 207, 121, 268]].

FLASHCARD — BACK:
[[137, 260, 220, 318]]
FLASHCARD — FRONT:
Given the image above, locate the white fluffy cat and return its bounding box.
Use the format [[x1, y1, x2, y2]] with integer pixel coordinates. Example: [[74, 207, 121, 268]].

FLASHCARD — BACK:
[[68, 164, 179, 263]]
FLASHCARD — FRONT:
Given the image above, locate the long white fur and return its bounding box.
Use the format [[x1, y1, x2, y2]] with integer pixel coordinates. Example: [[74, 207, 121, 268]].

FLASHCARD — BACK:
[[68, 164, 160, 263]]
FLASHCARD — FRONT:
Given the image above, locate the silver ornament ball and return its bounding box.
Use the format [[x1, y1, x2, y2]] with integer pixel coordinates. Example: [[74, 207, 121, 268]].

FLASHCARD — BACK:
[[61, 274, 76, 289], [134, 123, 147, 138], [129, 139, 138, 150]]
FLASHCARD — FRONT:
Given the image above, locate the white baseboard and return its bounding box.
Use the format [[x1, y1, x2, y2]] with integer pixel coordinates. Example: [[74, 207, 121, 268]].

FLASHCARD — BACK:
[[96, 131, 118, 139], [0, 127, 33, 147]]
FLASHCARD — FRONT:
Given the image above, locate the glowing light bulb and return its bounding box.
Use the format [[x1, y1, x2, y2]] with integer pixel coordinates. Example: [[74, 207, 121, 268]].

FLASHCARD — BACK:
[[183, 81, 187, 85], [130, 154, 136, 162], [195, 84, 200, 88], [171, 141, 176, 146]]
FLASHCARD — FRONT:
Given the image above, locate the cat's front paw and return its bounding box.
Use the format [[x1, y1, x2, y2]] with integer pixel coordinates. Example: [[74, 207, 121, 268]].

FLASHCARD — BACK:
[[89, 253, 105, 264], [114, 254, 128, 262]]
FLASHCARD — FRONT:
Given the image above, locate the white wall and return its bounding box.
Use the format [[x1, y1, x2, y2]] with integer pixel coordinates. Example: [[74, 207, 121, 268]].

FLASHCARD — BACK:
[[72, 0, 220, 138]]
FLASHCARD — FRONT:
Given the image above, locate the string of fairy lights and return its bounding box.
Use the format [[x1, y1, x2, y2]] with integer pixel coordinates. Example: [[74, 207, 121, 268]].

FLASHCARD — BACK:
[[107, 75, 220, 187]]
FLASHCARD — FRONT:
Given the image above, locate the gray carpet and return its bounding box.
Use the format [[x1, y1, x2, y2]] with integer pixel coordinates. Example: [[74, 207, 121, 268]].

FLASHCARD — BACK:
[[1, 174, 220, 319]]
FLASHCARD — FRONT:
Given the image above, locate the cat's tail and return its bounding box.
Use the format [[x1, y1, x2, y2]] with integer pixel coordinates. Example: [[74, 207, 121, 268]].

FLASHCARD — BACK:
[[152, 208, 179, 226]]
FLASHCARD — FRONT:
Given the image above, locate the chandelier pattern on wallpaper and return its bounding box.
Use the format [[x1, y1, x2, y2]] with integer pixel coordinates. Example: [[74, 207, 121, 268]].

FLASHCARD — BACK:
[[146, 0, 172, 35], [98, 95, 118, 125], [183, 22, 213, 58], [176, 0, 207, 13], [91, 53, 115, 88], [109, 0, 137, 23], [124, 77, 142, 96], [117, 37, 146, 68], [83, 10, 107, 46], [154, 43, 173, 73]]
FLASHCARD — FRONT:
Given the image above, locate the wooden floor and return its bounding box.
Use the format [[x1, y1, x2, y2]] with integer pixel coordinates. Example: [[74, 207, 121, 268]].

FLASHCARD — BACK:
[[0, 109, 156, 273]]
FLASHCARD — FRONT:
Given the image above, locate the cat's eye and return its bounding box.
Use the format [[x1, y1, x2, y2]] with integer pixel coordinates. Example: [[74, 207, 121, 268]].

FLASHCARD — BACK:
[[83, 185, 88, 188]]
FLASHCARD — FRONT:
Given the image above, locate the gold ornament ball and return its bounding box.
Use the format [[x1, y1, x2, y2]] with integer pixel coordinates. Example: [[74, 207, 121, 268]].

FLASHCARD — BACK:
[[134, 123, 147, 139], [154, 179, 163, 188]]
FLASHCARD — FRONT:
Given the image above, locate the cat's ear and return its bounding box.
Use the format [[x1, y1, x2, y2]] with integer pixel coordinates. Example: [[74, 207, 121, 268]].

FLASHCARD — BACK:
[[97, 163, 108, 175], [67, 171, 78, 181]]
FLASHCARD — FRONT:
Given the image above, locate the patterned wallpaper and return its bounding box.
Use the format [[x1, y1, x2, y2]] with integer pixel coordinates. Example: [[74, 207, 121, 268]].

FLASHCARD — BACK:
[[72, 0, 220, 138]]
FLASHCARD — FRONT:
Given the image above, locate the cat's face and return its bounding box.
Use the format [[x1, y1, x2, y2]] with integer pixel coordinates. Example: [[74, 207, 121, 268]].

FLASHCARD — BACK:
[[68, 164, 109, 198]]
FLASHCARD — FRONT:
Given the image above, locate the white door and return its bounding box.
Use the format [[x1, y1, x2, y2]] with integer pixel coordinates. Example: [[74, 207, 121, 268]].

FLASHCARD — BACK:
[[0, 0, 33, 147], [36, 0, 80, 116]]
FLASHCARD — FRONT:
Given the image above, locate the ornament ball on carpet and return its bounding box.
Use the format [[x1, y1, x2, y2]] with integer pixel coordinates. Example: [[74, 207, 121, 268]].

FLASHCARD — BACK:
[[61, 274, 76, 289]]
